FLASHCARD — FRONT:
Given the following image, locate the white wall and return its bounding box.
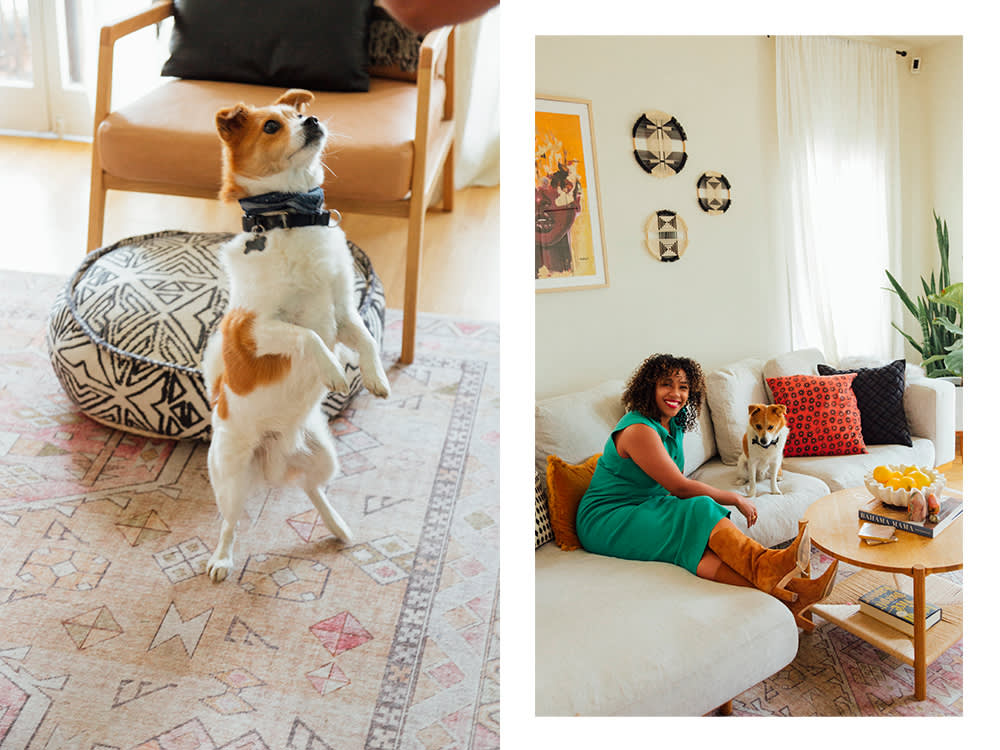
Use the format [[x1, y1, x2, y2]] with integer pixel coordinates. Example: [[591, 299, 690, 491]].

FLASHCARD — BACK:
[[535, 35, 962, 400], [895, 37, 963, 362], [923, 37, 963, 285], [536, 36, 788, 400]]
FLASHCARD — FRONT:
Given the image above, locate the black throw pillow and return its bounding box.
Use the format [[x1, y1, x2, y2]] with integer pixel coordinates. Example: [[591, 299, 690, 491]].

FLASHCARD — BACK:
[[817, 359, 912, 446], [161, 0, 374, 93]]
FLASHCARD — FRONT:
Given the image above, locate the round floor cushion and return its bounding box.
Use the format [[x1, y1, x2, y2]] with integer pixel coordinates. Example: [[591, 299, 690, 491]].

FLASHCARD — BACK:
[[47, 230, 386, 441]]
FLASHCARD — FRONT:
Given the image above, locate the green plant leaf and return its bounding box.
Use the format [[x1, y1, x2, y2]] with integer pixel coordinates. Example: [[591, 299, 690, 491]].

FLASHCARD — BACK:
[[884, 271, 919, 319], [891, 322, 924, 357], [933, 317, 962, 336], [928, 282, 963, 313]]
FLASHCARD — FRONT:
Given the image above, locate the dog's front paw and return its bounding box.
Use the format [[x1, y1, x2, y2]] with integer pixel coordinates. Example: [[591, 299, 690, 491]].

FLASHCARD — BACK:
[[365, 372, 391, 399], [205, 553, 233, 583], [322, 362, 350, 394]]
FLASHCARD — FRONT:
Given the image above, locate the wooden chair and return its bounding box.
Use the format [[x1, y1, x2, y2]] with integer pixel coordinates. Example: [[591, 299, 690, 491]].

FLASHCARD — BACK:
[[87, 1, 455, 364]]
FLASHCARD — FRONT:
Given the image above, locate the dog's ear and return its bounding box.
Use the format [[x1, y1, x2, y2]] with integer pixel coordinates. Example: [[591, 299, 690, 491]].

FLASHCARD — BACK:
[[747, 404, 762, 416], [216, 104, 249, 142], [773, 404, 788, 417], [276, 88, 315, 113]]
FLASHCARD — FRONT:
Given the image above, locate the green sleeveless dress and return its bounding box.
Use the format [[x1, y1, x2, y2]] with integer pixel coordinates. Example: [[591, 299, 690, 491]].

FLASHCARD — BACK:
[[576, 411, 730, 574]]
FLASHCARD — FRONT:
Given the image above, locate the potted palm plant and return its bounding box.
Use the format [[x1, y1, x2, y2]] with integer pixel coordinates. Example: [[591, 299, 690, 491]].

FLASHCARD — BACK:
[[884, 212, 962, 380]]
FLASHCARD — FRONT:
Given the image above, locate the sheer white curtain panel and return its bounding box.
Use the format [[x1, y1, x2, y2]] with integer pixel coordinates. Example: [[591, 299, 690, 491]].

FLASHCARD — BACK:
[[775, 36, 903, 363]]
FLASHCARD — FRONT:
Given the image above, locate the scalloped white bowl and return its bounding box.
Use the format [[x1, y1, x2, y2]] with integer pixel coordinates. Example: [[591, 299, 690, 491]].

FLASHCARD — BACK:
[[863, 464, 946, 508]]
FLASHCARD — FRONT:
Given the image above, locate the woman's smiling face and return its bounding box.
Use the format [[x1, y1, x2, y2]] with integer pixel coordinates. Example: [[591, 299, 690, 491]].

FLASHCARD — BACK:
[[654, 368, 689, 423]]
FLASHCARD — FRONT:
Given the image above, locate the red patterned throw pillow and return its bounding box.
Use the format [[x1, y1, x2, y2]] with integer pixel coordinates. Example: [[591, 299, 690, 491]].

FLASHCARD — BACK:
[[766, 374, 868, 457]]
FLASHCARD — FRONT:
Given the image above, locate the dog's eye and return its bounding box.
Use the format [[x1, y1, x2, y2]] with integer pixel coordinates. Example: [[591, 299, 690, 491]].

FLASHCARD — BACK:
[[263, 120, 281, 134]]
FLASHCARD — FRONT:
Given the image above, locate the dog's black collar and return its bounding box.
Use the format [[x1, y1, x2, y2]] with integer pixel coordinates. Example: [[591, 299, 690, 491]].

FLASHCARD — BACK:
[[238, 188, 341, 233], [241, 210, 332, 233]]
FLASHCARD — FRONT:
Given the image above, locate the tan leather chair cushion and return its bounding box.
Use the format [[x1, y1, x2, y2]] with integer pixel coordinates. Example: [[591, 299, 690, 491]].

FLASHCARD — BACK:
[[98, 77, 446, 202]]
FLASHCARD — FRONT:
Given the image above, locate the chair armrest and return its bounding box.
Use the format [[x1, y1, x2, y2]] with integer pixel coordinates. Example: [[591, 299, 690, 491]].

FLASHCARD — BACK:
[[418, 25, 455, 118], [904, 377, 956, 467], [100, 0, 173, 46], [419, 25, 453, 67], [93, 1, 173, 130]]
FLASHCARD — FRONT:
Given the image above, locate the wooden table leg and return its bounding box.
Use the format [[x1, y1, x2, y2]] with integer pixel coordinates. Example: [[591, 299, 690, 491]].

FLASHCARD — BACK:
[[912, 564, 927, 700]]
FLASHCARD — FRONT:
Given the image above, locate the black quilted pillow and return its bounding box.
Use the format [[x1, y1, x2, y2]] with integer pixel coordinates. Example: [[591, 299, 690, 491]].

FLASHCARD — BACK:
[[817, 359, 912, 446]]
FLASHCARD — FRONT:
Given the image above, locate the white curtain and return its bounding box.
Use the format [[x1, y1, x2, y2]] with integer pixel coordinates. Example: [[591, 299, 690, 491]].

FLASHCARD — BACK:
[[453, 6, 500, 188], [775, 36, 903, 363]]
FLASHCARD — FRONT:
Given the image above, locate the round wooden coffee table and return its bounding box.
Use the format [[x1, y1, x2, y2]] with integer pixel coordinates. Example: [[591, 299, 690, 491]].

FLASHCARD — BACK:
[[802, 487, 963, 701]]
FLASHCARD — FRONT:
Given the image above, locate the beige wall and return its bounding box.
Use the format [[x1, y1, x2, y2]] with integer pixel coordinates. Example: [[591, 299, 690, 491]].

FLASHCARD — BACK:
[[895, 37, 963, 359], [535, 35, 962, 400]]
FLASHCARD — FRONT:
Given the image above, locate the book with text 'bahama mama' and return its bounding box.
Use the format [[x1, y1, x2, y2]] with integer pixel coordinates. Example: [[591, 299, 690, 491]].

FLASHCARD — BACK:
[[858, 584, 942, 636], [857, 495, 962, 539]]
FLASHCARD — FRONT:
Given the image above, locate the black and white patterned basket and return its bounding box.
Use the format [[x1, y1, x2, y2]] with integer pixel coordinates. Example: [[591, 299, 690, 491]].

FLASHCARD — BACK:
[[46, 231, 386, 441]]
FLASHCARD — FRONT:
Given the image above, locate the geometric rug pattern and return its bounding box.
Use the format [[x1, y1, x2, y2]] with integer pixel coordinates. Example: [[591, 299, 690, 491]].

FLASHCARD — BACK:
[[0, 270, 499, 749], [732, 549, 962, 716]]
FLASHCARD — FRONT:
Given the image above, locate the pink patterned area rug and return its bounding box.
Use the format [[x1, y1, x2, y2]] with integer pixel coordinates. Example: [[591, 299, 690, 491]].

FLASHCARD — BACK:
[[0, 270, 500, 749], [732, 549, 962, 717]]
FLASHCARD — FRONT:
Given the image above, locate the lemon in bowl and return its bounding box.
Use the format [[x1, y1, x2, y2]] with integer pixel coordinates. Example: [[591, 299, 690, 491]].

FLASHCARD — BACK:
[[864, 463, 945, 507]]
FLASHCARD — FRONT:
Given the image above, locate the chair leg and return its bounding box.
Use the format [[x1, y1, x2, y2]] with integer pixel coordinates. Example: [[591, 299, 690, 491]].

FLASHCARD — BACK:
[[87, 169, 107, 252], [441, 143, 455, 213], [401, 198, 426, 365]]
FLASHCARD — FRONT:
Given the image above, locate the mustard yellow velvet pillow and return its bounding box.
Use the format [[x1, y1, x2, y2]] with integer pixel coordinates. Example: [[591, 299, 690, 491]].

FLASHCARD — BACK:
[[545, 453, 601, 551]]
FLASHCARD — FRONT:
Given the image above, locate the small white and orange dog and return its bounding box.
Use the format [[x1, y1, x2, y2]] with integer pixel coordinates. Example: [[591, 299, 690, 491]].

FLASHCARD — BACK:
[[736, 403, 788, 497], [202, 89, 390, 582]]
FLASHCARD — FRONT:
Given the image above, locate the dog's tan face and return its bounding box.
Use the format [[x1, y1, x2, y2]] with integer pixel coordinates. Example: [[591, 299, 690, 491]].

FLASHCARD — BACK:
[[215, 89, 326, 201], [747, 403, 787, 447]]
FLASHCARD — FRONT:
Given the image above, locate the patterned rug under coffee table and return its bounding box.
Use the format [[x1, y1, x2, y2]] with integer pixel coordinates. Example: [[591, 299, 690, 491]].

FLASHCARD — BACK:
[[0, 270, 500, 749], [732, 549, 962, 716]]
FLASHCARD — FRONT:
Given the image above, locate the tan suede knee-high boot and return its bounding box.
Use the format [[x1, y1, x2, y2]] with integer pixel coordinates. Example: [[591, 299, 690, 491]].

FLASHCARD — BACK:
[[785, 559, 839, 631], [706, 521, 811, 602]]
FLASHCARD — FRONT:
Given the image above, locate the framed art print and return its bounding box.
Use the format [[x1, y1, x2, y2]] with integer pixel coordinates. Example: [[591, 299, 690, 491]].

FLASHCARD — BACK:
[[535, 95, 609, 292]]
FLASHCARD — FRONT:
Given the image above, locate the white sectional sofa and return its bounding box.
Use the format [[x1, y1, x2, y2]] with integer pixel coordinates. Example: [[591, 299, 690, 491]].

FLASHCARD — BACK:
[[534, 348, 956, 716]]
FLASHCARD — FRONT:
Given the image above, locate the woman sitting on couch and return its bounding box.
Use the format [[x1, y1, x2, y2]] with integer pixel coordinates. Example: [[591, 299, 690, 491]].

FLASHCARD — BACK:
[[576, 353, 837, 628]]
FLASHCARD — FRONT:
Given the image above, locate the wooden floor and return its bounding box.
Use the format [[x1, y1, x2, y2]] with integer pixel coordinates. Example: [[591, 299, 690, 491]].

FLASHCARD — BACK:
[[0, 135, 500, 320]]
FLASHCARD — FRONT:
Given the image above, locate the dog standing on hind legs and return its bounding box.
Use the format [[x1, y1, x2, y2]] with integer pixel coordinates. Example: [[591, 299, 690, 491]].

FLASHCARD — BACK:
[[202, 88, 391, 582], [736, 403, 788, 497]]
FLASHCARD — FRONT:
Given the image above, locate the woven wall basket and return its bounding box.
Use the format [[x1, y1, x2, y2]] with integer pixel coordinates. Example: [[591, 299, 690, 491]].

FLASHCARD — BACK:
[[46, 231, 385, 441]]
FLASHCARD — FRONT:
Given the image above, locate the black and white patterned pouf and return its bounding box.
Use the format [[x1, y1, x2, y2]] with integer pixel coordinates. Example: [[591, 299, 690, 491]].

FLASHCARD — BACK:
[[46, 231, 386, 441]]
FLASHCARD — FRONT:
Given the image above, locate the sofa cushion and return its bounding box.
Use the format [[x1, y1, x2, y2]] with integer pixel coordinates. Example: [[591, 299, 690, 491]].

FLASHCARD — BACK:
[[782, 438, 936, 492], [535, 380, 625, 475], [681, 399, 717, 474], [705, 357, 767, 466], [97, 77, 447, 203], [688, 460, 831, 547], [545, 453, 600, 551], [162, 0, 373, 93], [767, 374, 867, 457], [535, 468, 554, 549], [762, 347, 825, 401], [535, 546, 798, 716], [817, 359, 912, 447]]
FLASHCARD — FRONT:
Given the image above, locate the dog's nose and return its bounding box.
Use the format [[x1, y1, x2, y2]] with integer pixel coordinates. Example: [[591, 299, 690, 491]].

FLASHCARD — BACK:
[[304, 116, 319, 128]]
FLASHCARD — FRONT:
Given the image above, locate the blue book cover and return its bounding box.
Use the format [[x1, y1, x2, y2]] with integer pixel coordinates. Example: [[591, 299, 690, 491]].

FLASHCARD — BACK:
[[859, 584, 942, 632]]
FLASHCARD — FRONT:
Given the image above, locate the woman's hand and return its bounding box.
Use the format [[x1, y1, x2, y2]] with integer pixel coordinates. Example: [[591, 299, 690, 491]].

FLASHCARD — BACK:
[[735, 496, 758, 527]]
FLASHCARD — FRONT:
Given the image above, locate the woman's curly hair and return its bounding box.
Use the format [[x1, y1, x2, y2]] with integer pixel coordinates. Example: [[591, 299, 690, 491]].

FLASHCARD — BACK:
[[622, 354, 706, 432]]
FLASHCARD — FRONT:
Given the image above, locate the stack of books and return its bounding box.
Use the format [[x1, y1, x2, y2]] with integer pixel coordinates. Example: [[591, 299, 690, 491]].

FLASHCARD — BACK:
[[858, 584, 942, 636], [857, 495, 962, 539]]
